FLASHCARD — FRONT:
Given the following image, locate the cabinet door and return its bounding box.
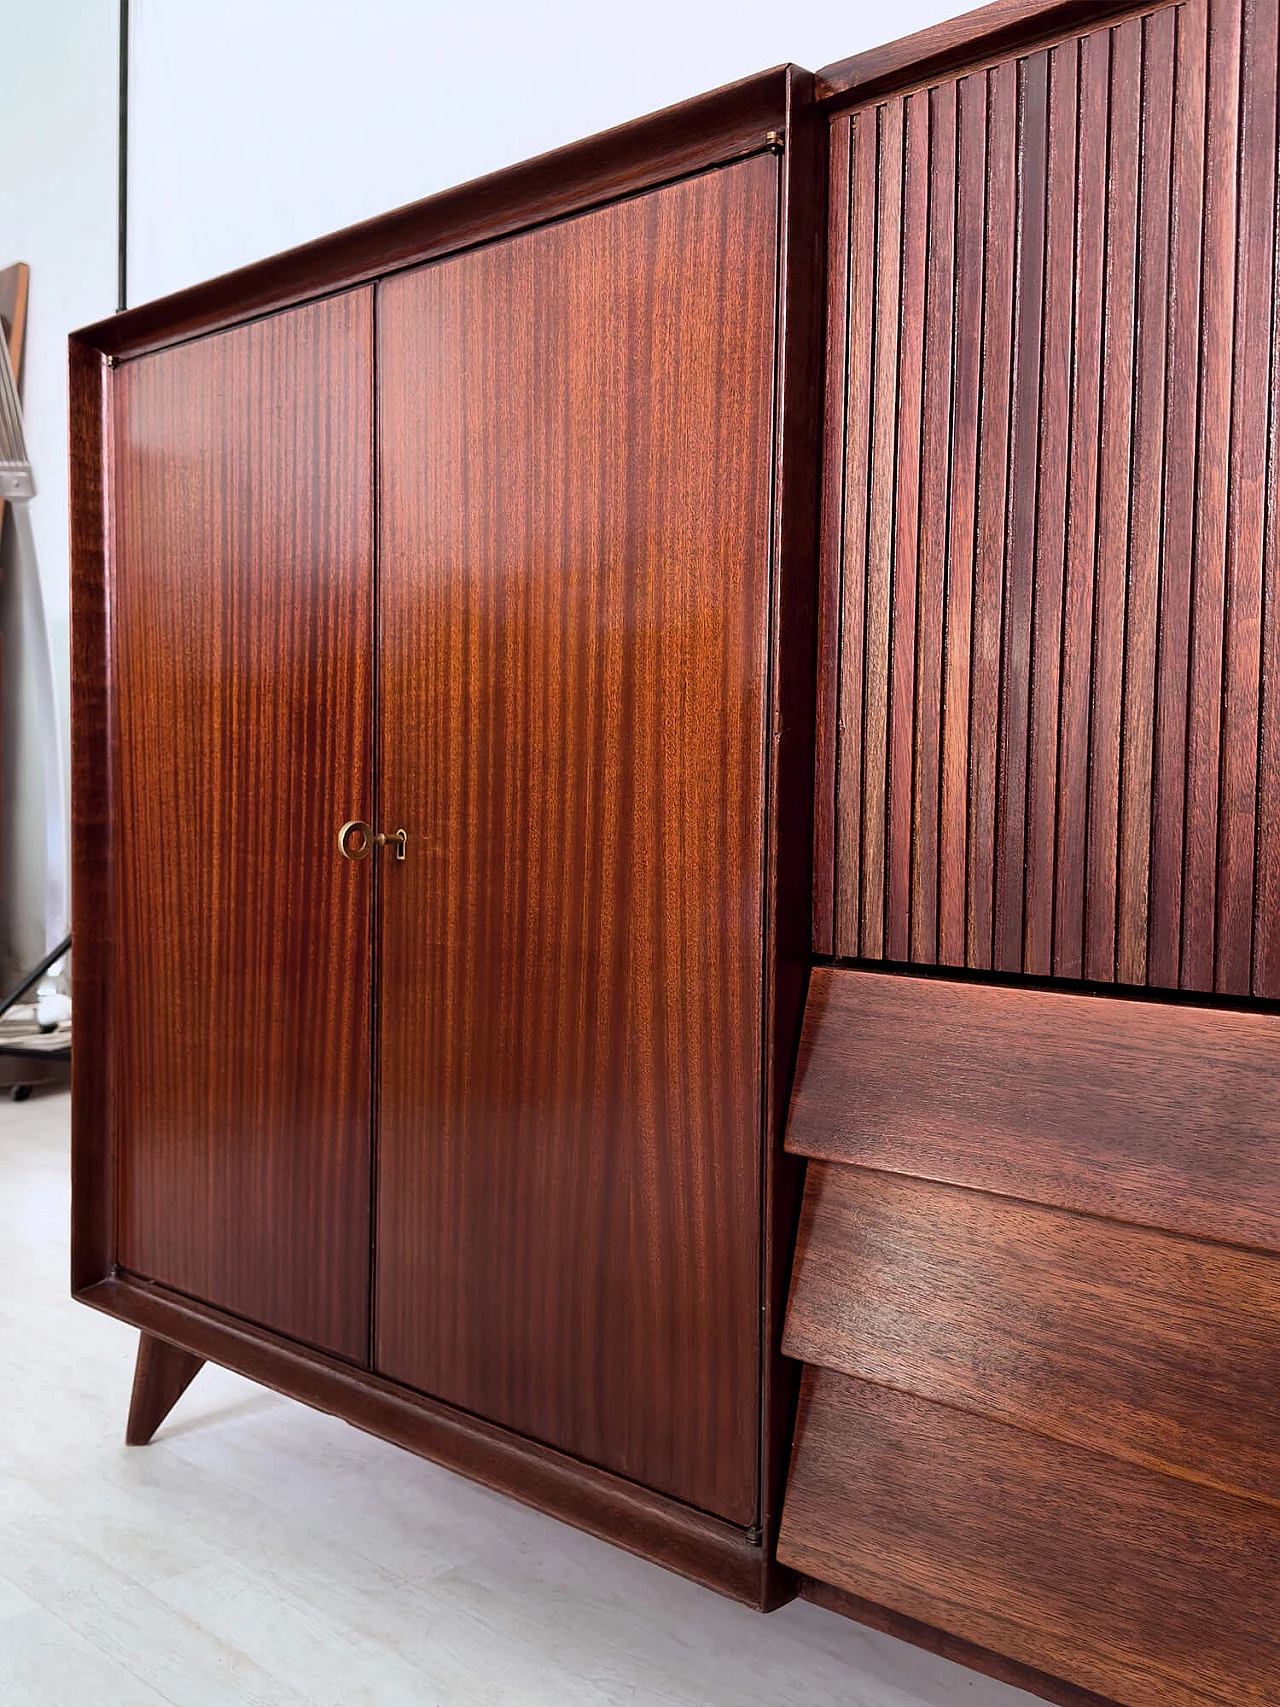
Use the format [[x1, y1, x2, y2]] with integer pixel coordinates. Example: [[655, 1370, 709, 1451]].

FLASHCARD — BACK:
[[113, 291, 374, 1362], [375, 155, 778, 1525]]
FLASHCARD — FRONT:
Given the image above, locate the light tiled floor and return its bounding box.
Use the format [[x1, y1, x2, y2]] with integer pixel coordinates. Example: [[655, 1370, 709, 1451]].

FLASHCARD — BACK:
[[1, 1088, 1038, 1706]]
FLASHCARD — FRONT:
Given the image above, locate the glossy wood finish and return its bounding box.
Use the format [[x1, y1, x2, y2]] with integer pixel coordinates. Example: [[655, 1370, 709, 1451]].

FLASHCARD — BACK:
[[375, 156, 778, 1528], [785, 1163, 1280, 1507], [125, 1332, 205, 1445], [815, 0, 1151, 104], [799, 1579, 1120, 1707], [778, 1370, 1280, 1707], [787, 967, 1280, 1252], [75, 70, 791, 365], [79, 1273, 776, 1607], [816, 0, 1280, 997], [111, 292, 374, 1360]]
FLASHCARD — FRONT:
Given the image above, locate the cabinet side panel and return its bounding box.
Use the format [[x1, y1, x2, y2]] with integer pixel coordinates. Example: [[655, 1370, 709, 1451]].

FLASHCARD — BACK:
[[375, 157, 778, 1526], [112, 291, 375, 1362]]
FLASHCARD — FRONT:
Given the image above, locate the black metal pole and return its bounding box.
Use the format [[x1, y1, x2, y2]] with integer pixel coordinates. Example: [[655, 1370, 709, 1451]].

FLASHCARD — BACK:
[[117, 0, 128, 312]]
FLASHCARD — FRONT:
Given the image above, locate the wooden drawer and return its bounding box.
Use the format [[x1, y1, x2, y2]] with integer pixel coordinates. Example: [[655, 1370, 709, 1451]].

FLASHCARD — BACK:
[[787, 967, 1280, 1250], [784, 1161, 1280, 1507], [777, 1369, 1280, 1707]]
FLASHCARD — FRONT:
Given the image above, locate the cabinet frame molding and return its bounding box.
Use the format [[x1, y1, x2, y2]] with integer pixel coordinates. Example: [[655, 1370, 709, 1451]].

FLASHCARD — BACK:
[[70, 65, 824, 1610]]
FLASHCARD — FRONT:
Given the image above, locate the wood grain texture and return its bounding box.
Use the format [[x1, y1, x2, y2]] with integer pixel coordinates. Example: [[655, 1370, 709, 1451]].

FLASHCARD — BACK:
[[786, 966, 1280, 1254], [817, 0, 1280, 998], [80, 1274, 780, 1608], [799, 1578, 1122, 1707], [778, 1369, 1280, 1707], [112, 292, 374, 1361], [69, 338, 116, 1293], [125, 1333, 205, 1446], [815, 0, 1154, 104], [784, 1162, 1280, 1508], [374, 158, 778, 1527]]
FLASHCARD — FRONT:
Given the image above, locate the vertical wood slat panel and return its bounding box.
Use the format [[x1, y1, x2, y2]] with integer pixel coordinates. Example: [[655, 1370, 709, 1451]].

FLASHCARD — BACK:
[[1117, 8, 1176, 987], [859, 100, 904, 960], [1182, 0, 1242, 989], [938, 73, 986, 968], [911, 82, 957, 965], [1217, 0, 1279, 992], [812, 118, 852, 958], [994, 52, 1049, 973], [1085, 17, 1143, 984], [1054, 27, 1111, 981], [968, 58, 1017, 971], [1024, 42, 1078, 975], [1149, 0, 1209, 989], [824, 0, 1280, 999], [887, 92, 929, 961], [834, 115, 877, 958]]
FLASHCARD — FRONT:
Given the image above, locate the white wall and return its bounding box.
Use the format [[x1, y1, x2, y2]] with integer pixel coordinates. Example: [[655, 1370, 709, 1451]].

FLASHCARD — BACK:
[[128, 0, 964, 307], [1, 0, 118, 982]]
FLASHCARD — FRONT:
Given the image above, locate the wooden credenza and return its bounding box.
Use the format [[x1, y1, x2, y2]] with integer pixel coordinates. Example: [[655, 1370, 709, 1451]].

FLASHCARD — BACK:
[[71, 4, 1280, 1705]]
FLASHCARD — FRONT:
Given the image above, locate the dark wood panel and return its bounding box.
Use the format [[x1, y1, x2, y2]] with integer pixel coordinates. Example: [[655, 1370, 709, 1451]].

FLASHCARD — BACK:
[[76, 70, 790, 363], [816, 0, 1157, 104], [78, 1274, 782, 1609], [69, 338, 115, 1293], [784, 1162, 1280, 1507], [778, 1369, 1280, 1707], [112, 293, 374, 1361], [786, 966, 1280, 1254], [819, 0, 1280, 999], [375, 158, 778, 1527], [800, 1578, 1122, 1707]]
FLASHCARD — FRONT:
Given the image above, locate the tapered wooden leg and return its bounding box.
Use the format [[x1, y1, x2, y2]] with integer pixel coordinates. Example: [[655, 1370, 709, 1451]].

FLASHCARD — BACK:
[[126, 1332, 206, 1445]]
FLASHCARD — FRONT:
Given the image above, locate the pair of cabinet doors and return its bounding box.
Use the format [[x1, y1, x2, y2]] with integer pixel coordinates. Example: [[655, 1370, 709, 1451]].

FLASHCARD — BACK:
[[111, 155, 778, 1527]]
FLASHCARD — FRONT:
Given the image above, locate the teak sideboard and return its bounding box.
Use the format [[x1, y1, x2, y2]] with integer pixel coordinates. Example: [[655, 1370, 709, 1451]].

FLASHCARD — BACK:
[[69, 4, 1280, 1705]]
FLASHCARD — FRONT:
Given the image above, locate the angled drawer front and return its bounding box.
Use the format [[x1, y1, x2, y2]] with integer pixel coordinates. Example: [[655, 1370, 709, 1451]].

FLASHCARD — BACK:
[[779, 967, 1280, 1707]]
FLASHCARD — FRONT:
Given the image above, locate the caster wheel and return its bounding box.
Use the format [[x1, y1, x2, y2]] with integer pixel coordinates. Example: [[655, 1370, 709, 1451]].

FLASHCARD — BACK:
[[10, 1084, 32, 1102]]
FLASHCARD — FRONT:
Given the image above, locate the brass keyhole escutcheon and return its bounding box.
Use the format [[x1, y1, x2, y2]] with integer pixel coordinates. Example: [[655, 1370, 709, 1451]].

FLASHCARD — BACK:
[[338, 821, 407, 861]]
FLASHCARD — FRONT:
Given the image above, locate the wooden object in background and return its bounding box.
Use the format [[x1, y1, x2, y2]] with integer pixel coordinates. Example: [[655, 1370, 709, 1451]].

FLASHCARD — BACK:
[[125, 1332, 205, 1445], [70, 68, 822, 1609]]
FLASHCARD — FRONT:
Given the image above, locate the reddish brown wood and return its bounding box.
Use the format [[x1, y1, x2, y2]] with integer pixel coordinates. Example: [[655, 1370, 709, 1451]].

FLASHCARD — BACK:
[[1053, 25, 1109, 981], [993, 49, 1048, 974], [111, 292, 375, 1360], [885, 89, 927, 963], [785, 1162, 1280, 1508], [909, 82, 956, 967], [126, 1333, 205, 1445], [1149, 0, 1208, 990], [786, 966, 1280, 1255], [937, 70, 986, 967], [1182, 0, 1241, 990], [374, 156, 779, 1528], [833, 110, 876, 955], [815, 0, 1157, 105], [1216, 0, 1278, 994], [800, 1578, 1121, 1707], [75, 70, 791, 364], [1116, 6, 1176, 987], [779, 1369, 1280, 1707], [81, 1274, 779, 1607], [812, 116, 851, 958], [1024, 39, 1077, 974], [859, 98, 903, 961], [69, 339, 116, 1294]]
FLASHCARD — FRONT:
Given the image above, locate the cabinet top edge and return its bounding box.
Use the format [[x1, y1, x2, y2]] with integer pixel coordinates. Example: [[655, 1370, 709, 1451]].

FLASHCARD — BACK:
[[72, 65, 800, 364], [815, 0, 1164, 109]]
